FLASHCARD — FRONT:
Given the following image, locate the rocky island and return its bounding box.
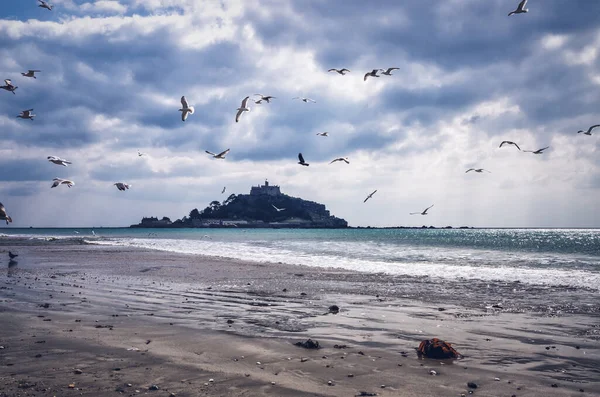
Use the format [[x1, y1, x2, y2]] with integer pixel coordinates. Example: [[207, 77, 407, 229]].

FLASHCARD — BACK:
[[131, 180, 348, 229]]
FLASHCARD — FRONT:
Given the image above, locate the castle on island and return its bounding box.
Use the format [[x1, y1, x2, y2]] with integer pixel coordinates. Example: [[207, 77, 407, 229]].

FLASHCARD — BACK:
[[132, 179, 348, 228], [250, 180, 282, 196]]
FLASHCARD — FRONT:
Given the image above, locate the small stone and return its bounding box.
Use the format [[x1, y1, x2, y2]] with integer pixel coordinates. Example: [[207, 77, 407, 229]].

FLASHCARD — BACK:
[[68, 384, 75, 389], [429, 370, 437, 375], [347, 374, 354, 377], [301, 357, 308, 362], [467, 382, 478, 389], [169, 393, 177, 397], [74, 369, 83, 375], [226, 319, 234, 324], [380, 384, 386, 388], [271, 381, 276, 385], [328, 380, 333, 386], [256, 361, 261, 365], [328, 305, 340, 314], [551, 384, 558, 388], [148, 384, 159, 391], [494, 377, 500, 381], [208, 379, 214, 383]]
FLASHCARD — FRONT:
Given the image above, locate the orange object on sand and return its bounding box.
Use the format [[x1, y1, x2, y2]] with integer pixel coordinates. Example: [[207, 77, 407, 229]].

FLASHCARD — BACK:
[[417, 338, 461, 359]]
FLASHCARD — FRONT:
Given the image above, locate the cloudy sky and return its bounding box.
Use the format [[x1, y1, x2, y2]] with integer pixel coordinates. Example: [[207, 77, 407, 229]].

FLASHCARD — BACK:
[[1, 0, 599, 228]]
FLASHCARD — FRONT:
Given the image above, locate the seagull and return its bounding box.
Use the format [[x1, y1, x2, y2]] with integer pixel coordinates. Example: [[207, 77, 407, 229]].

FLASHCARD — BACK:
[[380, 67, 399, 76], [221, 186, 226, 194], [114, 182, 131, 191], [92, 230, 96, 236], [410, 205, 434, 215], [523, 146, 550, 154], [179, 96, 194, 121], [328, 68, 351, 75], [272, 204, 286, 212], [508, 0, 528, 16], [499, 141, 521, 150], [51, 178, 74, 188], [47, 156, 71, 166], [298, 153, 309, 166], [0, 202, 12, 225], [8, 251, 18, 259], [253, 94, 276, 103], [364, 69, 381, 81], [205, 148, 230, 159], [363, 190, 377, 203], [465, 168, 491, 173], [137, 150, 146, 157], [17, 109, 35, 120], [330, 157, 350, 164], [316, 132, 329, 137], [292, 97, 316, 103], [236, 96, 251, 122], [577, 125, 600, 136], [1, 79, 18, 94], [21, 70, 41, 79], [38, 0, 53, 10]]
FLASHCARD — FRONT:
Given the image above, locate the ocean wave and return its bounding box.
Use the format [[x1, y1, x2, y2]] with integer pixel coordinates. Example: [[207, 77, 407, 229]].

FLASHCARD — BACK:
[[89, 237, 600, 291]]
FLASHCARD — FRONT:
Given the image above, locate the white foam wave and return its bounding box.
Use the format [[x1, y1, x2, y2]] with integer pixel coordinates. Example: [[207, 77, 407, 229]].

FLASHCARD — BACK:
[[89, 238, 600, 291]]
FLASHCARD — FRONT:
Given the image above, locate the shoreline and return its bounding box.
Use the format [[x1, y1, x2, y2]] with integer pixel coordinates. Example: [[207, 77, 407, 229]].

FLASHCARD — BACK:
[[0, 242, 599, 396]]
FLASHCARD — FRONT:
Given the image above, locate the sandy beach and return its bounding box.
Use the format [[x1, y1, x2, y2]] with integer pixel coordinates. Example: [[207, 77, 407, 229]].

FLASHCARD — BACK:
[[1, 240, 598, 396]]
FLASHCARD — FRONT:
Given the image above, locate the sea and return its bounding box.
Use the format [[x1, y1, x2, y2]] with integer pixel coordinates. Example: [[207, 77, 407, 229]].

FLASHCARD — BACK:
[[2, 227, 599, 293]]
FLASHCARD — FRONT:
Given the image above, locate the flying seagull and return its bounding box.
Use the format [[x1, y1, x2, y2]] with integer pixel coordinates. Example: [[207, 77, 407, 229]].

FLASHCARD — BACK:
[[21, 70, 41, 79], [221, 186, 226, 194], [328, 68, 351, 75], [272, 204, 286, 212], [577, 124, 600, 136], [0, 202, 12, 225], [330, 157, 350, 164], [1, 79, 18, 94], [17, 109, 35, 120], [298, 153, 309, 166], [363, 190, 377, 203], [47, 156, 71, 166], [293, 97, 316, 103], [508, 0, 528, 16], [8, 251, 18, 259], [364, 69, 381, 81], [38, 0, 53, 10], [380, 67, 399, 76], [205, 148, 230, 159], [524, 146, 550, 154], [236, 96, 251, 122], [499, 141, 521, 150], [466, 168, 491, 173], [316, 132, 329, 137], [253, 94, 276, 103], [137, 150, 146, 157], [114, 182, 131, 191], [410, 205, 434, 215], [51, 178, 74, 188], [179, 96, 194, 121]]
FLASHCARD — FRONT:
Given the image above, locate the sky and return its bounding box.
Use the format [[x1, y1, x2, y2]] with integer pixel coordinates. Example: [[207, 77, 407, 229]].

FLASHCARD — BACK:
[[1, 0, 600, 228]]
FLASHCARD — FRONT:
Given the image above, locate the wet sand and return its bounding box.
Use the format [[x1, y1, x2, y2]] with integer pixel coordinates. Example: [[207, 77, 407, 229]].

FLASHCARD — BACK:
[[0, 241, 599, 396]]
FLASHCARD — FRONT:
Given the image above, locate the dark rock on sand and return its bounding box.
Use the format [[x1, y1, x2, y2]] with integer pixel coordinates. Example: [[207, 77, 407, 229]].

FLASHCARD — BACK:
[[294, 339, 320, 349], [39, 303, 50, 308], [149, 384, 160, 390], [74, 369, 83, 374], [467, 382, 478, 389], [328, 305, 340, 314], [417, 338, 461, 359], [357, 392, 377, 396], [334, 344, 347, 349], [227, 319, 234, 324]]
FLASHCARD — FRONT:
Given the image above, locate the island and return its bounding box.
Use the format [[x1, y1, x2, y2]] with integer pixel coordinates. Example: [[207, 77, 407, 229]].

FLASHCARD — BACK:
[[130, 180, 348, 229]]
